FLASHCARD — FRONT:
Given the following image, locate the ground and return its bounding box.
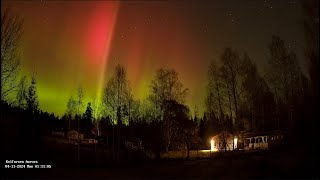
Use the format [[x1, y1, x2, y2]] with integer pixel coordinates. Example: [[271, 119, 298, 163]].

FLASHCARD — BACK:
[[3, 136, 319, 179]]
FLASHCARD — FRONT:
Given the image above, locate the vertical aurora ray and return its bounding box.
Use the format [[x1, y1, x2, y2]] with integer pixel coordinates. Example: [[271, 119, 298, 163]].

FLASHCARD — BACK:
[[84, 2, 119, 119]]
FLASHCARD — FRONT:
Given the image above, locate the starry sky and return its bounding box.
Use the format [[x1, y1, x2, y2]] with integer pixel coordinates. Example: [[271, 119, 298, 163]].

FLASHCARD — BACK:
[[2, 0, 306, 117]]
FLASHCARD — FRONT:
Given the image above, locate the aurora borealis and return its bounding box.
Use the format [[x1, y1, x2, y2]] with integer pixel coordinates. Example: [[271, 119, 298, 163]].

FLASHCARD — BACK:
[[2, 0, 306, 117]]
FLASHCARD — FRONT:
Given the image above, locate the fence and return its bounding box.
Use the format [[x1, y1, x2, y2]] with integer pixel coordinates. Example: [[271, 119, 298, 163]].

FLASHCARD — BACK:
[[160, 150, 215, 159]]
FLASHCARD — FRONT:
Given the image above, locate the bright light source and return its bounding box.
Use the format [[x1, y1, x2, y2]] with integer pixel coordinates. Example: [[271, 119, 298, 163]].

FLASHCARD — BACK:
[[210, 139, 214, 151], [200, 150, 211, 152], [234, 137, 238, 149]]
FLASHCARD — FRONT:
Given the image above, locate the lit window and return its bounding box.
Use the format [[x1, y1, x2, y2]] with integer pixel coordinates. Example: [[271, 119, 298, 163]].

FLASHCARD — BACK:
[[234, 137, 238, 149], [210, 139, 215, 151]]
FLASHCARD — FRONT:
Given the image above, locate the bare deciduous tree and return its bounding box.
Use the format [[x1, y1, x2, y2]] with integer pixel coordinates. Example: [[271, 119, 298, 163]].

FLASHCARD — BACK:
[[149, 67, 188, 120], [301, 0, 319, 98], [220, 48, 243, 128], [104, 64, 131, 124], [149, 68, 189, 152], [103, 64, 132, 161], [207, 60, 225, 120], [1, 8, 23, 102], [16, 75, 28, 109]]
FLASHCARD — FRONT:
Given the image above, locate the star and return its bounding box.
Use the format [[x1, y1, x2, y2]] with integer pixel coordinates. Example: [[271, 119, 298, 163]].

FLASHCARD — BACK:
[[231, 16, 240, 25], [145, 15, 153, 24], [201, 24, 209, 33]]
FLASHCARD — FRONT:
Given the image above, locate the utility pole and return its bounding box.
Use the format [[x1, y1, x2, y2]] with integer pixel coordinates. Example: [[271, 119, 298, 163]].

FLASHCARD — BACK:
[[77, 113, 80, 164], [77, 86, 83, 165]]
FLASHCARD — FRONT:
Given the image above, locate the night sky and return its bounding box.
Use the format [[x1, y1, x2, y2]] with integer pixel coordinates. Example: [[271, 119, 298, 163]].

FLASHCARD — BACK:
[[2, 0, 306, 117]]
